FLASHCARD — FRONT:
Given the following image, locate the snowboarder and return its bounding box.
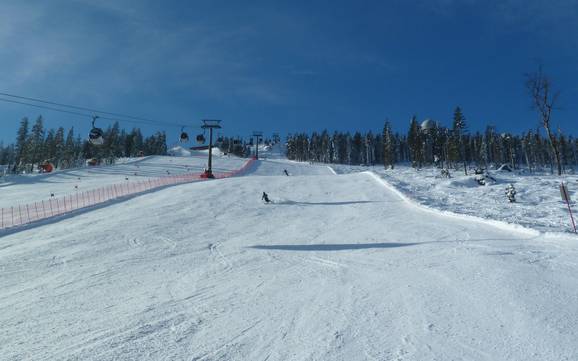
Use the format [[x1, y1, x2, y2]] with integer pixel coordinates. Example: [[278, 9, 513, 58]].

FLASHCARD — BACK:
[[262, 192, 271, 203], [283, 169, 289, 176]]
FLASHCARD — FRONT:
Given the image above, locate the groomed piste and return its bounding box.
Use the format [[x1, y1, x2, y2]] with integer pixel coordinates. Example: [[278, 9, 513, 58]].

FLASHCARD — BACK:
[[1, 147, 578, 360]]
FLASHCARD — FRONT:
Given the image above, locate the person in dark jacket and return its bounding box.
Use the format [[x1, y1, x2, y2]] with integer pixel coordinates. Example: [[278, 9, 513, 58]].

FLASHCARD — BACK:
[[262, 192, 271, 203], [283, 169, 289, 176]]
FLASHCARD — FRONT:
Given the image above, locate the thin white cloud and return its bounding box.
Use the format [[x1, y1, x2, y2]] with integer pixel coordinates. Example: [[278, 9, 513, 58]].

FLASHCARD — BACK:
[[0, 1, 292, 107]]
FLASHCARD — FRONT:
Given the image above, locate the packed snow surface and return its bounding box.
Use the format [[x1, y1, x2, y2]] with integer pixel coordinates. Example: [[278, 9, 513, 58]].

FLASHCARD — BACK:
[[1, 157, 578, 360], [0, 153, 247, 208]]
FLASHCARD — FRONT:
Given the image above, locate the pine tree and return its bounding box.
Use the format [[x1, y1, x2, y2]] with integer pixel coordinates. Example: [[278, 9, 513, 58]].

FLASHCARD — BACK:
[[105, 122, 120, 158], [15, 117, 29, 170], [479, 135, 488, 168], [54, 127, 65, 166], [452, 106, 468, 174], [407, 116, 423, 168], [365, 131, 374, 165], [383, 120, 395, 169], [63, 127, 76, 167], [26, 116, 46, 171], [351, 132, 363, 165], [44, 129, 56, 161], [0, 143, 15, 166], [130, 128, 144, 156]]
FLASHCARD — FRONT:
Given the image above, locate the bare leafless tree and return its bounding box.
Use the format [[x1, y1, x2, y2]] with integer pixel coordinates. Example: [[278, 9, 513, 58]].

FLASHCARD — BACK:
[[525, 66, 562, 175]]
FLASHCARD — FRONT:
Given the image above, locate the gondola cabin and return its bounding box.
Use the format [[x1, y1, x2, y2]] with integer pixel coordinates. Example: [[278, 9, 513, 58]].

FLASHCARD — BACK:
[[89, 116, 104, 145], [89, 127, 104, 145]]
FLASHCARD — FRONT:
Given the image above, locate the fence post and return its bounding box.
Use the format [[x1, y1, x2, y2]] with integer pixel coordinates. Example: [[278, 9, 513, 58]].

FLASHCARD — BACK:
[[1, 207, 3, 229], [18, 205, 23, 225], [11, 206, 14, 227], [26, 204, 31, 223]]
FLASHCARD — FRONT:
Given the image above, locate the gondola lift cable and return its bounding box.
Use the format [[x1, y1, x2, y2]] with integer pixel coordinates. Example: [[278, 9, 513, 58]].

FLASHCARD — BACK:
[[0, 92, 184, 128]]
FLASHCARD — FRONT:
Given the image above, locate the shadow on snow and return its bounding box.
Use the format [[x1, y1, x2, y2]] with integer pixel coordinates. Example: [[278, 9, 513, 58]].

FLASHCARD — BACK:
[[273, 200, 379, 206], [250, 242, 419, 251]]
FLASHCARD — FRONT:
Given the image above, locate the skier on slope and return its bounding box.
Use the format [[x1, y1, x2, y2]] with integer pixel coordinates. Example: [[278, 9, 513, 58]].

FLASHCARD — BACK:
[[262, 192, 271, 203], [283, 169, 289, 176]]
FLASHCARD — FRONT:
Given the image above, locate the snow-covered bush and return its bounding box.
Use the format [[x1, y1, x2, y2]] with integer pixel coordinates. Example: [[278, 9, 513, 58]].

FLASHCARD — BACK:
[[475, 170, 497, 186], [475, 175, 486, 186], [505, 184, 516, 202]]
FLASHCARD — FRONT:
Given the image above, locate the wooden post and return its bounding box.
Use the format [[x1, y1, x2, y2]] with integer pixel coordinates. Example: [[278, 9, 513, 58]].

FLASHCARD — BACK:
[[560, 182, 577, 233]]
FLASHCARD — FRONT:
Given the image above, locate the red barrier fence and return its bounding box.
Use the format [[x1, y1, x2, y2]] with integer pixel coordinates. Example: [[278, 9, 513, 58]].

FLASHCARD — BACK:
[[0, 159, 256, 231]]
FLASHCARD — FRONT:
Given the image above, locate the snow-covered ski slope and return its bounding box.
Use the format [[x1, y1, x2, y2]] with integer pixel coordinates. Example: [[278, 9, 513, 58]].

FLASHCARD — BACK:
[[1, 156, 578, 360], [0, 152, 248, 208]]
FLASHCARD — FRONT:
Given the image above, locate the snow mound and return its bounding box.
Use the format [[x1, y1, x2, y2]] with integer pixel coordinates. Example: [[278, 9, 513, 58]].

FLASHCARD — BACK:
[[448, 177, 480, 188], [194, 147, 224, 156], [168, 146, 191, 157]]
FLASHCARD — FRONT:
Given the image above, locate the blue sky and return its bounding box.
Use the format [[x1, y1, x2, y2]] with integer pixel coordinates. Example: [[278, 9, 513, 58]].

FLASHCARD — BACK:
[[1, 0, 578, 144]]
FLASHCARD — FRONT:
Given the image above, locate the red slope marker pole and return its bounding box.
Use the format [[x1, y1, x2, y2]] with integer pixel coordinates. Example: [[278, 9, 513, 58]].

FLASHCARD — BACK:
[[565, 200, 577, 233], [560, 182, 577, 233]]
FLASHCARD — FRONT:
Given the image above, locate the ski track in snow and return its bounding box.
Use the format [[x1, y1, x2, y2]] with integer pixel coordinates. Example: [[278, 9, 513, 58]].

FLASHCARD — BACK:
[[1, 148, 578, 360]]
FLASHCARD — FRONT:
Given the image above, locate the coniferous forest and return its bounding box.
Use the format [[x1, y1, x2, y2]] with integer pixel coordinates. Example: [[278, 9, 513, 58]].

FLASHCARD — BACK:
[[286, 107, 578, 174], [0, 116, 167, 173], [3, 107, 577, 176]]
